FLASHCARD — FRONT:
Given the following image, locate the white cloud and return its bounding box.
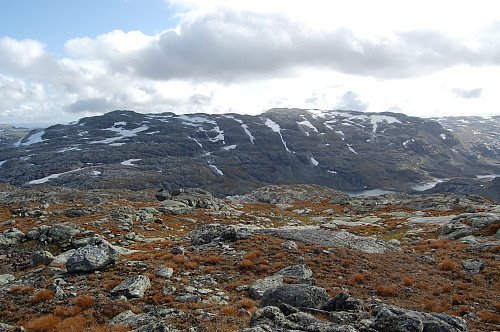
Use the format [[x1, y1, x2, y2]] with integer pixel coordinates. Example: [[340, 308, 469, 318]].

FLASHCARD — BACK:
[[1, 1, 500, 125]]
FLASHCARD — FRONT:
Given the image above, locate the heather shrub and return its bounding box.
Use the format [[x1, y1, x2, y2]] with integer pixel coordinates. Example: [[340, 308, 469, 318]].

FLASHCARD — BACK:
[[24, 315, 61, 332], [376, 285, 398, 296], [72, 295, 95, 309], [30, 289, 55, 303]]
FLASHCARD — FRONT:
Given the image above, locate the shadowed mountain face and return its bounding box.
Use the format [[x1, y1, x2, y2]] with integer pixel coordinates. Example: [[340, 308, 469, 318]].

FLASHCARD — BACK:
[[0, 109, 498, 196]]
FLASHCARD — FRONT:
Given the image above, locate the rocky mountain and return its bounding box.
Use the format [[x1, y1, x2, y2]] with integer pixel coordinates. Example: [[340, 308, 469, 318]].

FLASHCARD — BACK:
[[0, 109, 498, 196]]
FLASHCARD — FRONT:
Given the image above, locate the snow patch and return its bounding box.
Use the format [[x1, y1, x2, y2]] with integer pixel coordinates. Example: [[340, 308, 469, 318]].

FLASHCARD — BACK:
[[90, 123, 149, 145], [310, 157, 319, 166], [15, 130, 47, 147], [91, 170, 102, 176], [265, 118, 292, 153], [223, 145, 237, 151], [0, 160, 6, 168], [327, 170, 337, 174], [440, 134, 447, 140], [209, 126, 225, 143], [58, 146, 81, 153], [177, 115, 216, 125], [347, 144, 357, 154], [189, 136, 203, 147], [120, 159, 141, 166], [241, 124, 255, 144], [209, 164, 224, 176], [29, 168, 84, 185], [298, 116, 319, 133]]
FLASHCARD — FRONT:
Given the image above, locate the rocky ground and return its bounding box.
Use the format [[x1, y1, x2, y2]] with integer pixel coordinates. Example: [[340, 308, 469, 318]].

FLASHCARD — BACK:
[[0, 184, 499, 331]]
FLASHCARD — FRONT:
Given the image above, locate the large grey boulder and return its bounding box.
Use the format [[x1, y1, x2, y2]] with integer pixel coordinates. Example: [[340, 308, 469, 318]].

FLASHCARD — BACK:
[[157, 200, 194, 215], [185, 224, 251, 244], [249, 275, 284, 300], [439, 220, 472, 240], [66, 239, 120, 272], [0, 228, 25, 244], [156, 188, 228, 213], [248, 306, 357, 332], [47, 223, 80, 242], [110, 275, 151, 298], [370, 304, 469, 332], [453, 213, 500, 230], [259, 284, 331, 309]]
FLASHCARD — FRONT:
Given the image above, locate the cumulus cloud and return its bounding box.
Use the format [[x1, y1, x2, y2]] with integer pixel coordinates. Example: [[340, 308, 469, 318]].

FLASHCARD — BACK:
[[451, 88, 483, 99], [335, 91, 369, 112], [1, 4, 500, 124]]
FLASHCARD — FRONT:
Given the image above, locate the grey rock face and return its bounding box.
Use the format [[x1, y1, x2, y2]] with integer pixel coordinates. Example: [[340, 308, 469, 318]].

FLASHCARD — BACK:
[[108, 310, 155, 329], [156, 188, 228, 214], [454, 213, 500, 230], [156, 266, 174, 278], [259, 284, 331, 309], [249, 275, 284, 300], [439, 220, 472, 240], [110, 275, 151, 298], [66, 239, 120, 272]]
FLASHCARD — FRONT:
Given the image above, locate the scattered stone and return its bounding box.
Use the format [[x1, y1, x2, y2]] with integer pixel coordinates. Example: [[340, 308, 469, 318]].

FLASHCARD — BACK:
[[281, 240, 298, 250], [185, 224, 251, 244], [47, 223, 81, 242], [462, 258, 488, 275], [174, 293, 201, 303], [111, 275, 151, 298], [0, 274, 15, 286], [156, 266, 174, 278]]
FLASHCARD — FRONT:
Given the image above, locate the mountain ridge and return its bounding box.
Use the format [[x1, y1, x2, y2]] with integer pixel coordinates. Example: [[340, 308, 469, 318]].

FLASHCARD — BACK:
[[0, 108, 498, 196]]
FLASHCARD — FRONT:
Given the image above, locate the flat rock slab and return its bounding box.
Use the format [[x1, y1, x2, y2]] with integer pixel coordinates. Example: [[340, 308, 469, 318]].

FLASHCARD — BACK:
[[406, 215, 456, 226], [255, 226, 399, 254], [110, 275, 151, 298]]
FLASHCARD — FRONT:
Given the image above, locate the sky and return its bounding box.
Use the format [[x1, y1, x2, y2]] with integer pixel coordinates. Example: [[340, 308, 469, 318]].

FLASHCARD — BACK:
[[0, 0, 499, 127]]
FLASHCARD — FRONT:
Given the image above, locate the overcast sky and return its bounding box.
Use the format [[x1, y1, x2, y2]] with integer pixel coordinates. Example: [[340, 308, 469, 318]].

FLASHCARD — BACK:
[[1, 0, 499, 126]]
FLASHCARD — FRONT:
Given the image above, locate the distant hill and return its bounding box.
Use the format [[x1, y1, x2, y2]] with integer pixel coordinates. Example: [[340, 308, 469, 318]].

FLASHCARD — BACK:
[[0, 109, 498, 196]]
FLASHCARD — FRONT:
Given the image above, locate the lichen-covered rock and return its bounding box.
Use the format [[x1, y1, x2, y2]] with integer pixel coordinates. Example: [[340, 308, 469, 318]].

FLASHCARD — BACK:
[[157, 200, 194, 215], [0, 228, 25, 245], [462, 258, 487, 275], [110, 275, 151, 298], [31, 250, 54, 266], [249, 275, 284, 300], [0, 274, 15, 286], [259, 284, 330, 309], [274, 265, 312, 280], [185, 224, 251, 244], [47, 223, 80, 242], [66, 239, 120, 272]]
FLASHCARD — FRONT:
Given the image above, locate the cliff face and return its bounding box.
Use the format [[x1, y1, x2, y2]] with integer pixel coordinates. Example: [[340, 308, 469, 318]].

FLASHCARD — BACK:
[[0, 109, 497, 195]]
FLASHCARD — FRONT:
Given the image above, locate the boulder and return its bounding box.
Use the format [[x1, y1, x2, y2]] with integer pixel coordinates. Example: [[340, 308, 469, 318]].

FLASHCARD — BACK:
[[439, 220, 472, 240], [31, 250, 54, 266], [249, 275, 284, 300], [452, 213, 500, 230], [371, 304, 468, 332], [321, 292, 363, 312], [0, 228, 25, 245], [108, 310, 156, 329], [66, 239, 120, 272], [157, 200, 194, 215], [274, 265, 312, 280], [47, 223, 80, 242], [185, 224, 251, 244], [156, 188, 228, 212], [462, 258, 487, 275], [259, 284, 331, 309], [110, 275, 151, 298]]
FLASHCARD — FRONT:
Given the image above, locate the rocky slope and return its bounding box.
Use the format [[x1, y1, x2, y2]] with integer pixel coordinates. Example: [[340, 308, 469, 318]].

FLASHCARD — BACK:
[[1, 109, 498, 196], [0, 184, 499, 331]]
